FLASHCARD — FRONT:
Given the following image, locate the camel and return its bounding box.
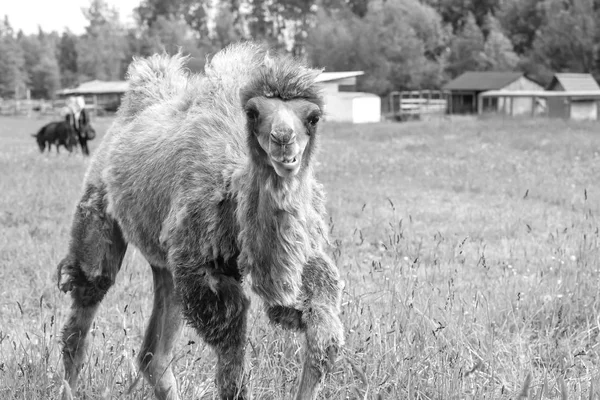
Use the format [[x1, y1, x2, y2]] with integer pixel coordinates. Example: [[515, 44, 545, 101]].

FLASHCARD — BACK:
[[56, 42, 344, 400]]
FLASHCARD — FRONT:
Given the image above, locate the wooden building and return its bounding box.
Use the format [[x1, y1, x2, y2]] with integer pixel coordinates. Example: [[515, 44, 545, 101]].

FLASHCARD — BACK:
[[317, 71, 381, 123], [546, 73, 600, 120], [56, 80, 129, 112], [442, 72, 542, 114], [478, 90, 600, 120]]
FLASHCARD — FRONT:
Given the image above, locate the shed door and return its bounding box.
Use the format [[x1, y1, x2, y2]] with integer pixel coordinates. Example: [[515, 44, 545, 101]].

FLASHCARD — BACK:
[[547, 97, 569, 119]]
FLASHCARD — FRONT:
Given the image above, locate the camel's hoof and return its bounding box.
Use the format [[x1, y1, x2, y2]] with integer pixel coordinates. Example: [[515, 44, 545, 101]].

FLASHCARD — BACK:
[[57, 258, 76, 293]]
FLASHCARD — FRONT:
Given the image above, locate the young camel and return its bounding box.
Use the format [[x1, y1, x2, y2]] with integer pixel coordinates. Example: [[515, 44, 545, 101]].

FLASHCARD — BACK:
[[56, 42, 344, 400]]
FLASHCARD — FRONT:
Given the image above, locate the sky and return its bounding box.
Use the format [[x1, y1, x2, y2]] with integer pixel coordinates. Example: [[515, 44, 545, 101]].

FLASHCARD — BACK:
[[3, 0, 141, 35]]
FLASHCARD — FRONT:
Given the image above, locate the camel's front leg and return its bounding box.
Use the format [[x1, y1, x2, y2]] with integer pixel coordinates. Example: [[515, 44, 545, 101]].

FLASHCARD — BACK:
[[267, 255, 344, 400], [175, 262, 250, 400]]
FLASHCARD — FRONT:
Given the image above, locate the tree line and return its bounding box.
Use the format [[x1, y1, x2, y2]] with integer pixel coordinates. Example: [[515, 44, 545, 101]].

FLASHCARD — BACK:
[[1, 0, 599, 99]]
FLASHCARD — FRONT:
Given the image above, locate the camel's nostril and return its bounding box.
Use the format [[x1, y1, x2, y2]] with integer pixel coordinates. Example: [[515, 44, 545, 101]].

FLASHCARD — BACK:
[[270, 131, 296, 145]]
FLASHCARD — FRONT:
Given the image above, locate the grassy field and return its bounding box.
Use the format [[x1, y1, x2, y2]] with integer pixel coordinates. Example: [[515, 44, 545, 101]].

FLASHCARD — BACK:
[[1, 114, 600, 399]]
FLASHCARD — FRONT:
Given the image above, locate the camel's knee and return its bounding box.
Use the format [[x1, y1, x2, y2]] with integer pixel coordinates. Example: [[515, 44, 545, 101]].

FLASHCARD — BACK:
[[176, 267, 250, 348], [58, 184, 127, 293]]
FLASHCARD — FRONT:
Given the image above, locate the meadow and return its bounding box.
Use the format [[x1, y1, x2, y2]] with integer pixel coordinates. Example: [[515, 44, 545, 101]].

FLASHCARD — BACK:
[[1, 114, 600, 399]]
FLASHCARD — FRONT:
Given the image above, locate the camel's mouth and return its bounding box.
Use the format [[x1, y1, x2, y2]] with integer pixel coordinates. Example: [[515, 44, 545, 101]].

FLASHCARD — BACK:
[[271, 155, 301, 177], [279, 156, 297, 165]]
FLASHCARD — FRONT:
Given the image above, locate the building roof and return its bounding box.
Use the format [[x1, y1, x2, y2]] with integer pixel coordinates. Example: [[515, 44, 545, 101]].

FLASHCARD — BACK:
[[56, 72, 366, 96], [316, 71, 364, 83], [547, 73, 600, 91], [326, 91, 380, 99], [480, 89, 600, 100], [443, 71, 524, 91], [57, 80, 129, 95]]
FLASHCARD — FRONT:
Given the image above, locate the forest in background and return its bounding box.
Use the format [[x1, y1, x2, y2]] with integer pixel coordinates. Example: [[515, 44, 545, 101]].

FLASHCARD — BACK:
[[0, 0, 599, 99]]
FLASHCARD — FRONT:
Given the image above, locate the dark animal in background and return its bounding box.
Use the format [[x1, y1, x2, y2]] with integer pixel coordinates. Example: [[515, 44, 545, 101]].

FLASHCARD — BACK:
[[33, 115, 79, 154], [70, 108, 96, 156], [56, 43, 343, 400]]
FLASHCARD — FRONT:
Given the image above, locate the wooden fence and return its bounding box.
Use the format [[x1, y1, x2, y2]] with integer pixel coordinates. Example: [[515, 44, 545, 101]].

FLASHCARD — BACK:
[[384, 90, 448, 121]]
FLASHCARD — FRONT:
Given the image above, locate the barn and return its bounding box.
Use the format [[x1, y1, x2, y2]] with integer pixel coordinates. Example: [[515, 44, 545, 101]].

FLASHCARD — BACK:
[[56, 80, 128, 112], [546, 73, 600, 120], [443, 71, 542, 114], [317, 71, 381, 123]]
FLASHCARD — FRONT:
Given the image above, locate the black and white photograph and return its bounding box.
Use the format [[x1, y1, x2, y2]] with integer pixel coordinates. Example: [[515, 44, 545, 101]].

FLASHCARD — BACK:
[[1, 0, 600, 399]]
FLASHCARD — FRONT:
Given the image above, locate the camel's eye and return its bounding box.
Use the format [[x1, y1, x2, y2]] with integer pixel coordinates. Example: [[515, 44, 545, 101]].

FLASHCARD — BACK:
[[245, 107, 259, 121], [307, 113, 320, 126]]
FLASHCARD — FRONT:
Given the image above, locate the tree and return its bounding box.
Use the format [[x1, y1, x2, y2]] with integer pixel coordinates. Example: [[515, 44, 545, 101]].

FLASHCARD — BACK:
[[267, 0, 319, 57], [58, 31, 79, 88], [367, 0, 448, 89], [497, 0, 544, 55], [531, 0, 597, 74], [377, 0, 450, 59], [213, 4, 243, 49], [481, 14, 519, 71], [18, 32, 43, 82], [347, 0, 370, 17], [320, 0, 371, 18], [306, 0, 447, 94], [0, 16, 27, 98], [136, 0, 213, 40], [446, 12, 485, 77], [306, 8, 365, 71], [77, 0, 127, 81], [136, 0, 183, 27], [31, 50, 61, 98], [247, 0, 270, 41], [423, 0, 500, 36]]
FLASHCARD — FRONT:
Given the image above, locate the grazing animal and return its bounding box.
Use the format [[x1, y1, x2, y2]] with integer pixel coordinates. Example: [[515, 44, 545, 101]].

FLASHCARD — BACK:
[[56, 43, 344, 400], [33, 116, 79, 154]]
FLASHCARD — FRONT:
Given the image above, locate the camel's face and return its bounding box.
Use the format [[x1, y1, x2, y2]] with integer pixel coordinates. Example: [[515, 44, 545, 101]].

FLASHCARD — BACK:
[[245, 97, 321, 178]]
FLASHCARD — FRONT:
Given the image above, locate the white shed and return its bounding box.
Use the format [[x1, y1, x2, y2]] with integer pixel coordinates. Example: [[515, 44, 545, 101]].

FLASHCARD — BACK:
[[317, 71, 381, 123], [546, 73, 600, 121]]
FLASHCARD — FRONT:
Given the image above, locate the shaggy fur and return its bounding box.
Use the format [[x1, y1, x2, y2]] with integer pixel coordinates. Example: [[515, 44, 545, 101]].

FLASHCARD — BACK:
[[57, 42, 344, 400]]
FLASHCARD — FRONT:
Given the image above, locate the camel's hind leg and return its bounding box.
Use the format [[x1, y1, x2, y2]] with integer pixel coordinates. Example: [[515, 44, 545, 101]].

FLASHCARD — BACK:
[[57, 184, 128, 392], [138, 266, 183, 400]]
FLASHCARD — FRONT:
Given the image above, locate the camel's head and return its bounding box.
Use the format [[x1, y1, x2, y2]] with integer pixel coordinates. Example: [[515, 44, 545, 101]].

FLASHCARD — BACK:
[[244, 97, 321, 178], [241, 54, 323, 178]]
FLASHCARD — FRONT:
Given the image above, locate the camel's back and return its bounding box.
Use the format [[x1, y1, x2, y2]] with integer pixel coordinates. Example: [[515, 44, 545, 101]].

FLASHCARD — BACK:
[[95, 46, 266, 266]]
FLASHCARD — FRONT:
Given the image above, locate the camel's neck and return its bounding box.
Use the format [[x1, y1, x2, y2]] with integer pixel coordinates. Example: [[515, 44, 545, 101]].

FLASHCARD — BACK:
[[234, 161, 323, 307]]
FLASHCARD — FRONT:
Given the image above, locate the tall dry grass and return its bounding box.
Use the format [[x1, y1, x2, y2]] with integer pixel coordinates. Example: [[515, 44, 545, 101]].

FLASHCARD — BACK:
[[1, 115, 600, 399]]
